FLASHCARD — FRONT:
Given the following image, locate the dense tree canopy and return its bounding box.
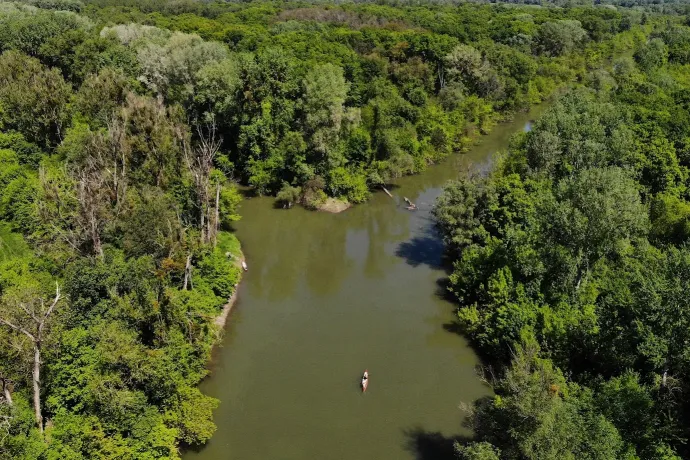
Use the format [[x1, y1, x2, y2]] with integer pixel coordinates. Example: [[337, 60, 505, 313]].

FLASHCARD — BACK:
[[0, 1, 247, 458], [20, 0, 643, 209], [0, 0, 684, 458], [435, 21, 690, 459]]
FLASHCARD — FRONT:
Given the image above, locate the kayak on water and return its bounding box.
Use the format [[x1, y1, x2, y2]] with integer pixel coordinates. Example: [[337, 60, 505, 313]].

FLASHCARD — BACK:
[[361, 370, 369, 392]]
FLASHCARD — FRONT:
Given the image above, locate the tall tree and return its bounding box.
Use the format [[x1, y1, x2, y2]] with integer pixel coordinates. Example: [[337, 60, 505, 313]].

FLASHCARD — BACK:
[[0, 279, 60, 434], [0, 51, 72, 148], [183, 121, 221, 245], [459, 343, 627, 460], [302, 63, 350, 170]]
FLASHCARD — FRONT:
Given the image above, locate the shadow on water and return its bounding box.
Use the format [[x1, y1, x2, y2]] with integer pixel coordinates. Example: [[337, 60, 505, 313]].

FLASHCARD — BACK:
[[238, 187, 259, 199], [403, 427, 470, 460], [394, 215, 448, 270], [442, 320, 464, 336], [182, 443, 205, 455], [395, 234, 445, 269], [395, 224, 470, 341], [434, 277, 455, 302], [435, 276, 468, 340], [381, 182, 403, 191], [432, 278, 478, 353]]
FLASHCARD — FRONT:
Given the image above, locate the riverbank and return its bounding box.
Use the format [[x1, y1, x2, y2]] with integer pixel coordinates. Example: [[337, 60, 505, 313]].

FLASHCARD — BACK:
[[316, 197, 351, 213], [215, 282, 241, 328], [213, 232, 245, 330]]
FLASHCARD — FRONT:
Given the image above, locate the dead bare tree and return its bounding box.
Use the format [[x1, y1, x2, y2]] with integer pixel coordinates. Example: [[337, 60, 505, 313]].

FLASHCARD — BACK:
[[39, 117, 129, 259], [73, 117, 134, 258], [183, 254, 193, 290], [75, 161, 109, 259], [183, 120, 221, 246], [0, 282, 61, 435], [101, 114, 130, 210]]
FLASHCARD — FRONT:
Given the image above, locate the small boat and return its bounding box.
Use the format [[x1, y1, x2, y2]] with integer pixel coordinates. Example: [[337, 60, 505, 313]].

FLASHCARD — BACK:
[[361, 370, 369, 392], [241, 260, 248, 271]]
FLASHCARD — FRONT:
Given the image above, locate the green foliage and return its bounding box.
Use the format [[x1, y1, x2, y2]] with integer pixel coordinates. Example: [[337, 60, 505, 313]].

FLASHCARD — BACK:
[[0, 50, 71, 148], [327, 166, 369, 204], [436, 27, 690, 459], [0, 3, 90, 56], [535, 20, 588, 57], [215, 231, 241, 260], [103, 24, 229, 103], [24, 0, 83, 12], [0, 0, 680, 458], [0, 4, 250, 457], [445, 44, 502, 100], [458, 343, 629, 460], [196, 247, 240, 299], [655, 26, 690, 64], [302, 63, 349, 165], [219, 183, 242, 225], [634, 38, 669, 72], [120, 188, 182, 260], [193, 57, 241, 123], [0, 221, 30, 262], [43, 251, 228, 457], [0, 132, 41, 166], [649, 193, 690, 244], [0, 148, 38, 235], [275, 182, 301, 208], [73, 68, 129, 128], [0, 394, 45, 460], [62, 1, 633, 208], [455, 441, 501, 460], [166, 385, 218, 446]]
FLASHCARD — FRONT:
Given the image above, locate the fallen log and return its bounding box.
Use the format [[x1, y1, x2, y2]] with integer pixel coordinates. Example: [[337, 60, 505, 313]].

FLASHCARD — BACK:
[[404, 197, 417, 210]]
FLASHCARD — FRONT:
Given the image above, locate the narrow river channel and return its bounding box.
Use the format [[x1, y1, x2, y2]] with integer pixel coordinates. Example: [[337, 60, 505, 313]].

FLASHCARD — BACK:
[[185, 106, 545, 460]]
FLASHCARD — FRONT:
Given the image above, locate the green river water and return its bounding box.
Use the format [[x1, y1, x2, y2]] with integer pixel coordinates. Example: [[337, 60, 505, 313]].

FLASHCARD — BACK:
[[185, 106, 544, 460]]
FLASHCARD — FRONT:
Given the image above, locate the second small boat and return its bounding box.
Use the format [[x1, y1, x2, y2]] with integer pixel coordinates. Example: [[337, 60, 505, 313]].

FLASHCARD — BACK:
[[361, 370, 369, 392]]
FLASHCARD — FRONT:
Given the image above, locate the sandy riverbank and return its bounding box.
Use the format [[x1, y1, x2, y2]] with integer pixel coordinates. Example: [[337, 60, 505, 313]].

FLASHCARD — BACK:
[[215, 282, 240, 328], [213, 233, 245, 329], [316, 197, 351, 213]]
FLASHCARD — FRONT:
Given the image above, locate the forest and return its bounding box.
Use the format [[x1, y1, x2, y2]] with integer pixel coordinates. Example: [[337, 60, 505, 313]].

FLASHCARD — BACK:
[[69, 0, 639, 208], [434, 16, 690, 460], [0, 0, 684, 458]]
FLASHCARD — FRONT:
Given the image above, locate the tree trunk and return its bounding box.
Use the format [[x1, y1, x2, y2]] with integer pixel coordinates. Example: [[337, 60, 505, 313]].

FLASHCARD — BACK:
[[206, 202, 212, 246], [1, 378, 12, 407], [183, 254, 192, 290], [32, 344, 42, 434], [93, 231, 104, 260], [214, 182, 220, 247], [0, 282, 59, 436], [200, 208, 206, 245], [575, 265, 588, 292]]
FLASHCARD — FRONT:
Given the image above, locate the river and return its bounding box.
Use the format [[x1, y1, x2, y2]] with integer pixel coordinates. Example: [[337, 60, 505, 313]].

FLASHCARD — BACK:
[[184, 106, 544, 460]]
